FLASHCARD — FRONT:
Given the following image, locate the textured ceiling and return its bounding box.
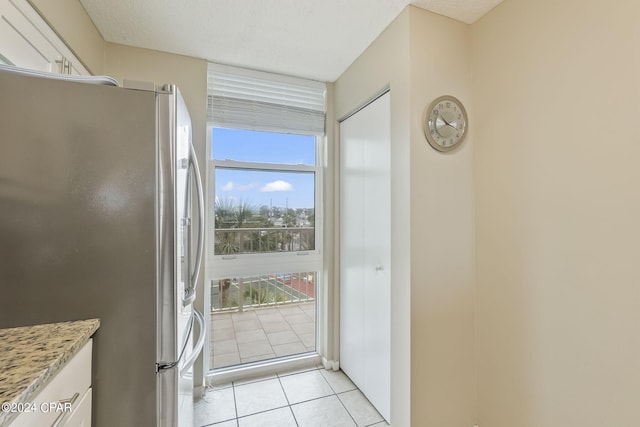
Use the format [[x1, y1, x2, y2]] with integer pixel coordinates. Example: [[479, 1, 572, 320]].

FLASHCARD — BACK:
[[80, 0, 503, 82]]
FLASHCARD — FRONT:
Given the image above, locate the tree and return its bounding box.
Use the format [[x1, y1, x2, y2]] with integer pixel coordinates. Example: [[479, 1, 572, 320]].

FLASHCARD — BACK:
[[215, 197, 236, 229], [214, 197, 257, 254], [235, 199, 255, 228], [215, 197, 257, 228]]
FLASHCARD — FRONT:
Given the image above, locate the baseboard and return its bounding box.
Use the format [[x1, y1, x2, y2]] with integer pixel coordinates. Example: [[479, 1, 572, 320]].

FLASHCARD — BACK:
[[321, 357, 340, 371]]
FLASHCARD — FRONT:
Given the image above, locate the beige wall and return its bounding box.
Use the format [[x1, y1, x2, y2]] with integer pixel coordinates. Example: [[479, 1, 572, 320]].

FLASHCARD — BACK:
[[334, 6, 476, 425], [408, 8, 476, 426], [472, 0, 640, 425], [28, 0, 105, 74]]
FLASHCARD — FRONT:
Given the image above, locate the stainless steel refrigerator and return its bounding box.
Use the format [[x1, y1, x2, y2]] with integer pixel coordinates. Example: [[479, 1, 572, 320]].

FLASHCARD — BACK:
[[0, 64, 205, 426]]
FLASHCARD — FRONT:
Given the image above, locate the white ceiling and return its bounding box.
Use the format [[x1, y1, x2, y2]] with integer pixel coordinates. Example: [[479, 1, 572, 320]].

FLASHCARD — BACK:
[[80, 0, 503, 82]]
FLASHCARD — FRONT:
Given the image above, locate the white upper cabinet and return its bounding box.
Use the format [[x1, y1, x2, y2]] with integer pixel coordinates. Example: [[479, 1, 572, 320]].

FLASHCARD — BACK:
[[0, 0, 89, 75]]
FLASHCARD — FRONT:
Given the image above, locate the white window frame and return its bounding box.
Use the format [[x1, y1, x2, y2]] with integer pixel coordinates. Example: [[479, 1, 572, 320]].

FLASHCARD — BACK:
[[204, 64, 327, 377], [207, 127, 324, 279]]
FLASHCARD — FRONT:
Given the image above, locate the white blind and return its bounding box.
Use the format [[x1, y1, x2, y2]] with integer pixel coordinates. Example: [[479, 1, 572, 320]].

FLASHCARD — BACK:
[[207, 63, 326, 136]]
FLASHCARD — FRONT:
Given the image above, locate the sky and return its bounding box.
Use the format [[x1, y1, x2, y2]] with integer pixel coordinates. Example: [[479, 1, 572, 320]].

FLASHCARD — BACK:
[[212, 128, 316, 209]]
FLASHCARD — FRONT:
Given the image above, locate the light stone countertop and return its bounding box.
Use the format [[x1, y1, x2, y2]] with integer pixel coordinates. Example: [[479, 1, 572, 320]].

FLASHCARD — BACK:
[[0, 319, 99, 426]]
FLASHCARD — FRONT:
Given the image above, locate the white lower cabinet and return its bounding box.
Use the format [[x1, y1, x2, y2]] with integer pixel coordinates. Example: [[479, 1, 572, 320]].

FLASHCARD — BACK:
[[11, 339, 93, 427], [62, 388, 92, 427]]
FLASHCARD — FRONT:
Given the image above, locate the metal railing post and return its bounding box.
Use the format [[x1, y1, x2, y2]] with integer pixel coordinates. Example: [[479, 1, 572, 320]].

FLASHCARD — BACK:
[[238, 278, 244, 312]]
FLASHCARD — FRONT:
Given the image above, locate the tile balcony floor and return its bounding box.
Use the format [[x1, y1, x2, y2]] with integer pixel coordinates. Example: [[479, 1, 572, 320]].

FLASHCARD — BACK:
[[211, 301, 316, 369], [195, 367, 390, 427]]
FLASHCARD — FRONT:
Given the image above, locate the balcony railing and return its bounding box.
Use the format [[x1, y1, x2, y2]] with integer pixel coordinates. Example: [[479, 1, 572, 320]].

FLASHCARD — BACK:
[[214, 226, 315, 255], [211, 273, 316, 313]]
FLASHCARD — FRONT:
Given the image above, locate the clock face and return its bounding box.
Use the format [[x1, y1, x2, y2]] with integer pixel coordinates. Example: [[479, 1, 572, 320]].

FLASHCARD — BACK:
[[424, 95, 468, 152]]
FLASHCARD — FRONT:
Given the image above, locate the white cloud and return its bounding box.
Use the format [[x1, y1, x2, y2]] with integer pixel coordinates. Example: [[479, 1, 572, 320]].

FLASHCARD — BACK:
[[221, 181, 255, 191], [260, 180, 294, 192]]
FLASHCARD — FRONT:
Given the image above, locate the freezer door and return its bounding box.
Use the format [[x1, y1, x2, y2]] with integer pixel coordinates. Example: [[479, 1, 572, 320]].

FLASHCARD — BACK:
[[156, 85, 204, 427], [156, 86, 193, 356]]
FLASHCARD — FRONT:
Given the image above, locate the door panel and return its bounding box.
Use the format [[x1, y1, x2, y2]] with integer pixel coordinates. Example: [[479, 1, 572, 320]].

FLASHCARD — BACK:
[[339, 118, 365, 383], [339, 91, 391, 422]]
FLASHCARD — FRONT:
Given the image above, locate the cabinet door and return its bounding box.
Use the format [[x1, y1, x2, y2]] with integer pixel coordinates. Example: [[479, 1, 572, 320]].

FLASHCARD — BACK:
[[0, 0, 88, 74], [339, 91, 391, 422], [10, 340, 92, 427], [63, 388, 92, 427]]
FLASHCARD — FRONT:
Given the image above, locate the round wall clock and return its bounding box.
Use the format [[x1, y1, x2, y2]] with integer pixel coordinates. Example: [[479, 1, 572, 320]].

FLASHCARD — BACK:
[[423, 95, 468, 152]]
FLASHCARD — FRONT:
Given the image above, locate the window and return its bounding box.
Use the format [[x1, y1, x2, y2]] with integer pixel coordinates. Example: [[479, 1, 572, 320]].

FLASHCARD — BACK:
[[212, 128, 317, 256], [206, 63, 326, 371]]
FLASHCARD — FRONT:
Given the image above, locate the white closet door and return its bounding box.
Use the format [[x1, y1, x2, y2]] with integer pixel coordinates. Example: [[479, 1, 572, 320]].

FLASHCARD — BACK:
[[339, 91, 391, 422], [339, 118, 366, 385]]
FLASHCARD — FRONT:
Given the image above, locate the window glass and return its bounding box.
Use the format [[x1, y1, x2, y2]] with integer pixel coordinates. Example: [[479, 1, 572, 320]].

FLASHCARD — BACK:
[[210, 271, 317, 369], [212, 128, 316, 165], [214, 168, 315, 254]]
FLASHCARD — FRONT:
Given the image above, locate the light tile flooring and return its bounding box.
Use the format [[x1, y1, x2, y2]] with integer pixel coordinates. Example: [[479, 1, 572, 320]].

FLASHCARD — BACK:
[[211, 302, 316, 369], [195, 367, 389, 427]]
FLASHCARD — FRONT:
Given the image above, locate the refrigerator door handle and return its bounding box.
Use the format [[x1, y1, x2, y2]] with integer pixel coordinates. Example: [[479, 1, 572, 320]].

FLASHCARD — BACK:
[[181, 142, 204, 306], [189, 142, 204, 290], [180, 308, 205, 374]]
